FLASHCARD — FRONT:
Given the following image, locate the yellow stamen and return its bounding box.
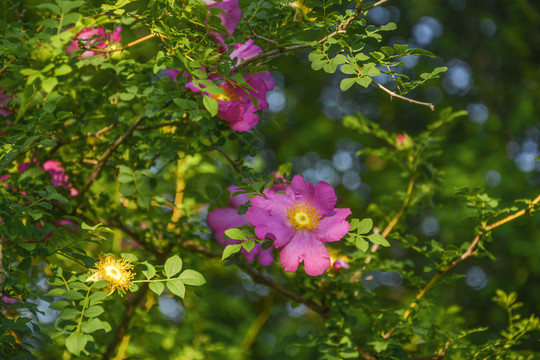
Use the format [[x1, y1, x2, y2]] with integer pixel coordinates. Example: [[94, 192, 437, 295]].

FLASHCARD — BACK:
[[286, 201, 321, 231], [87, 254, 135, 294]]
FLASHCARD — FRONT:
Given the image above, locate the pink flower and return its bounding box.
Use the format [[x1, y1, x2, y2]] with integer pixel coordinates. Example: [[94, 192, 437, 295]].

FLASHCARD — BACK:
[[66, 27, 122, 58], [247, 175, 351, 276], [41, 160, 79, 196], [203, 0, 241, 36], [186, 40, 274, 132], [207, 186, 274, 266], [230, 39, 262, 65]]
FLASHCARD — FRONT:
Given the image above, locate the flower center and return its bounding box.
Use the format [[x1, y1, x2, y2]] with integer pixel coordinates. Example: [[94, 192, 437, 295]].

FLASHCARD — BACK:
[[286, 201, 321, 231], [212, 81, 242, 102], [105, 265, 121, 280]]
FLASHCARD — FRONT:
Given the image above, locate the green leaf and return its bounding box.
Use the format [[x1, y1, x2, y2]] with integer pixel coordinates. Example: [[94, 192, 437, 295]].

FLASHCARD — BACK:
[[222, 244, 242, 260], [40, 138, 57, 147], [224, 228, 247, 240], [142, 262, 156, 280], [242, 239, 255, 252], [356, 218, 373, 234], [54, 64, 72, 76], [63, 290, 85, 300], [81, 318, 111, 334], [167, 279, 186, 298], [368, 233, 390, 247], [149, 281, 165, 296], [88, 291, 107, 302], [164, 255, 182, 278], [178, 270, 206, 286], [356, 237, 369, 252], [84, 306, 104, 318], [58, 308, 81, 320], [42, 77, 58, 93], [356, 77, 372, 88], [340, 78, 357, 91], [203, 96, 219, 117], [49, 301, 70, 310], [65, 332, 90, 356]]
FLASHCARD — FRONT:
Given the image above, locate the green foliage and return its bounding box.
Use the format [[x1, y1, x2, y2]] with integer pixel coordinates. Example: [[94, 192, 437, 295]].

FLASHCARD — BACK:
[[1, 0, 540, 359]]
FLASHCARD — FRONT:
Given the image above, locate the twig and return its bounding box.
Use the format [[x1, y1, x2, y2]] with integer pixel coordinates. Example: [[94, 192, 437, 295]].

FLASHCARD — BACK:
[[206, 134, 242, 171], [78, 114, 145, 198], [0, 59, 16, 77], [245, 19, 279, 46], [365, 176, 416, 264], [383, 193, 540, 339], [179, 241, 328, 317], [373, 81, 435, 111], [87, 33, 161, 54], [237, 263, 328, 317], [70, 123, 118, 141], [136, 120, 188, 131]]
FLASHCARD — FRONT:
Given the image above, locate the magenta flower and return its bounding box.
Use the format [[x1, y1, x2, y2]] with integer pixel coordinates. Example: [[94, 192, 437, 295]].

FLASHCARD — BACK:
[[41, 160, 79, 196], [185, 40, 274, 131], [66, 26, 122, 58], [230, 39, 262, 65], [203, 0, 241, 36], [247, 175, 351, 276], [207, 187, 274, 266]]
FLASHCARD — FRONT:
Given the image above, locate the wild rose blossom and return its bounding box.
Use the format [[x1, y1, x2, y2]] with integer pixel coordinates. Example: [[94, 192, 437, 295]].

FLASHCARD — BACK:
[[207, 186, 274, 266], [41, 160, 79, 197], [203, 0, 241, 48], [247, 174, 351, 276], [66, 27, 122, 58], [186, 40, 274, 132]]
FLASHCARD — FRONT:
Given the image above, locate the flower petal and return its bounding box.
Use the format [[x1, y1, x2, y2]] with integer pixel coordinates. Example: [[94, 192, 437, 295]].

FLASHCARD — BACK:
[[207, 208, 248, 247], [247, 206, 294, 248], [279, 231, 331, 276], [316, 208, 351, 243]]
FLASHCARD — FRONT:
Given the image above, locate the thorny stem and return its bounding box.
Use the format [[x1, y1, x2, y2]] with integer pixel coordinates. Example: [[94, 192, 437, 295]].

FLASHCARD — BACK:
[[373, 81, 435, 111], [382, 193, 540, 339]]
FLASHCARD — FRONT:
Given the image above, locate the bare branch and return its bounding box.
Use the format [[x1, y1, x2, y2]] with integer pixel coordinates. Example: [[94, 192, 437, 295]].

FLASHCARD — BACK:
[[373, 81, 435, 111], [78, 114, 145, 199], [0, 59, 15, 78]]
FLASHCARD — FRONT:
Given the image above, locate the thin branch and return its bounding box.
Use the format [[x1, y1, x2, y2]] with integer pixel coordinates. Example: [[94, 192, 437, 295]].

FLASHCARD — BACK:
[[179, 241, 328, 317], [206, 134, 243, 171], [245, 19, 279, 46], [230, 0, 391, 73], [101, 284, 148, 360], [237, 263, 328, 317], [87, 33, 161, 54], [365, 176, 416, 264], [136, 120, 188, 131], [373, 81, 435, 111], [78, 114, 145, 199], [0, 59, 16, 78], [383, 193, 540, 339], [70, 123, 118, 141]]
